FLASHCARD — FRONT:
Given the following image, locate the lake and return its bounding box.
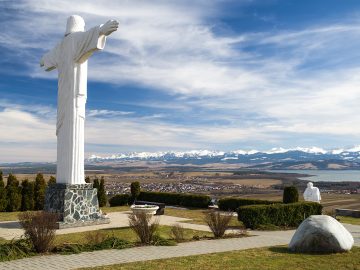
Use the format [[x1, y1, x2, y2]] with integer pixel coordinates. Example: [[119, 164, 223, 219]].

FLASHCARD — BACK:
[[270, 170, 360, 182]]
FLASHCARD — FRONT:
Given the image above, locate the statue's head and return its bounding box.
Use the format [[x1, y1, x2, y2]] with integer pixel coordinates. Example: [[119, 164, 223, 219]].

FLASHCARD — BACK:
[[65, 15, 85, 36], [307, 182, 313, 188]]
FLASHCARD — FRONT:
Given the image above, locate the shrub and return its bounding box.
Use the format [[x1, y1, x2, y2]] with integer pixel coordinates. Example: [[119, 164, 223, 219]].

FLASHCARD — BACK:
[[19, 211, 58, 253], [204, 210, 233, 238], [93, 177, 100, 190], [109, 194, 130, 207], [0, 171, 6, 212], [21, 179, 34, 211], [138, 191, 211, 208], [151, 235, 177, 246], [218, 197, 280, 211], [170, 223, 186, 242], [130, 181, 141, 202], [98, 177, 107, 207], [6, 174, 21, 212], [54, 237, 133, 254], [84, 176, 90, 183], [0, 239, 34, 261], [34, 173, 46, 210], [128, 212, 159, 244], [48, 176, 56, 185], [283, 186, 299, 204], [237, 202, 323, 229]]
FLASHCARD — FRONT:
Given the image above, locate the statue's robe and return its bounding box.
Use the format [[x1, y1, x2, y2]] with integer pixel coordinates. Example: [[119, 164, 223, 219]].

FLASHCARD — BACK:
[[41, 27, 106, 184]]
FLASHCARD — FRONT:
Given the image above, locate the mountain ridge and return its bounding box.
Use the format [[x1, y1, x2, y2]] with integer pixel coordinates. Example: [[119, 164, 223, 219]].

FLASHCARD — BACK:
[[84, 146, 360, 170]]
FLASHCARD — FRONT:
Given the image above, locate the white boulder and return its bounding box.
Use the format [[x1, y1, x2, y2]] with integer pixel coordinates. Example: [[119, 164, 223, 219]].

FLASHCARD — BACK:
[[289, 215, 354, 253]]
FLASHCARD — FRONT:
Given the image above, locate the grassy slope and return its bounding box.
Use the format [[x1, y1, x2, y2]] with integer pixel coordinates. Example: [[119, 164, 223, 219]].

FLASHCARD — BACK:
[[80, 246, 360, 270]]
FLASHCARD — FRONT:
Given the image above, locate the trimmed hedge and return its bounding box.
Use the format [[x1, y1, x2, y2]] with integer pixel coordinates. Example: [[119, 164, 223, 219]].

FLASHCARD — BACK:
[[237, 202, 323, 229], [109, 194, 130, 207], [137, 191, 211, 208], [218, 197, 280, 211]]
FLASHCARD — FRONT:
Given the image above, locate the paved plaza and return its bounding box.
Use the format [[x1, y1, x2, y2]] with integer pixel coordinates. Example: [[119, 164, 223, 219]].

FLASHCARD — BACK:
[[0, 212, 358, 270]]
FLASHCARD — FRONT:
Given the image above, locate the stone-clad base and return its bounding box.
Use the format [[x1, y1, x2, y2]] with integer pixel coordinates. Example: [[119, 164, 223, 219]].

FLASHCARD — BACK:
[[45, 183, 110, 229], [57, 218, 110, 229]]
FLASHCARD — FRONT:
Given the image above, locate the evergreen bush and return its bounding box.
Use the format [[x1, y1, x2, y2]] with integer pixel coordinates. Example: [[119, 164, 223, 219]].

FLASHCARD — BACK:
[[109, 194, 130, 206], [21, 179, 34, 211], [130, 181, 141, 202], [93, 177, 100, 190], [98, 177, 107, 207], [34, 173, 46, 210], [84, 176, 91, 183], [218, 197, 280, 211], [48, 176, 56, 185], [0, 171, 7, 212], [6, 174, 21, 212], [283, 186, 299, 204], [237, 202, 323, 229]]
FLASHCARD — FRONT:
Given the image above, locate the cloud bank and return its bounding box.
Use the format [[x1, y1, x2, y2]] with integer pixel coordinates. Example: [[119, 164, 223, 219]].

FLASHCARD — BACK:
[[0, 0, 359, 161]]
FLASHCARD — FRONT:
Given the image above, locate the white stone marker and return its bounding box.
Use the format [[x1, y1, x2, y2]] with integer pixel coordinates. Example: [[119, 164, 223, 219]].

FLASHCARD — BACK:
[[289, 215, 354, 253], [40, 15, 118, 184]]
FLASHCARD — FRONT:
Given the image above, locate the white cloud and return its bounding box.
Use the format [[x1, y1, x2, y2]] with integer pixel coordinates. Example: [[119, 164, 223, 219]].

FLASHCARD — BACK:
[[1, 0, 360, 161]]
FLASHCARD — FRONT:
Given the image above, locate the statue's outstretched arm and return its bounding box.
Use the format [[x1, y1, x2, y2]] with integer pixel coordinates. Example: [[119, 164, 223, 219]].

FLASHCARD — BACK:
[[99, 20, 119, 36]]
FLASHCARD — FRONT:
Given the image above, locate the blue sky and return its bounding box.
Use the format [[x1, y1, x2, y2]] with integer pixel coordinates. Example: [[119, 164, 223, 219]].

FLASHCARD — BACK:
[[1, 0, 360, 162]]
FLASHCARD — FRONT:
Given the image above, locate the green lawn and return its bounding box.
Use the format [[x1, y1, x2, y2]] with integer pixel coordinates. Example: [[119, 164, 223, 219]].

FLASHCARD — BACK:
[[0, 211, 33, 222], [55, 225, 212, 246], [165, 207, 243, 228], [337, 216, 360, 226], [80, 246, 360, 270]]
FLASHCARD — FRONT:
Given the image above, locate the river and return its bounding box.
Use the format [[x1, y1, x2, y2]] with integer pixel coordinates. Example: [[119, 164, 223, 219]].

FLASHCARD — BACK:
[[270, 170, 360, 182]]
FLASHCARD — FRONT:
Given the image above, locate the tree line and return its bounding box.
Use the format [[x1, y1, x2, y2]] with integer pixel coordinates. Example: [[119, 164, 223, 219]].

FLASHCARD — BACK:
[[0, 171, 107, 212]]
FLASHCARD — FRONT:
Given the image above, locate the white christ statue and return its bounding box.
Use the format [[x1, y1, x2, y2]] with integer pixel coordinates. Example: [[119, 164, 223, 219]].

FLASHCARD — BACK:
[[303, 182, 321, 203], [40, 15, 119, 184]]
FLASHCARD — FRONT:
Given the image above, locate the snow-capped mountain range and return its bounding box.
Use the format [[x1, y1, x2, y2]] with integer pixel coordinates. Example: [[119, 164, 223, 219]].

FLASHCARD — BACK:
[[86, 146, 360, 166]]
